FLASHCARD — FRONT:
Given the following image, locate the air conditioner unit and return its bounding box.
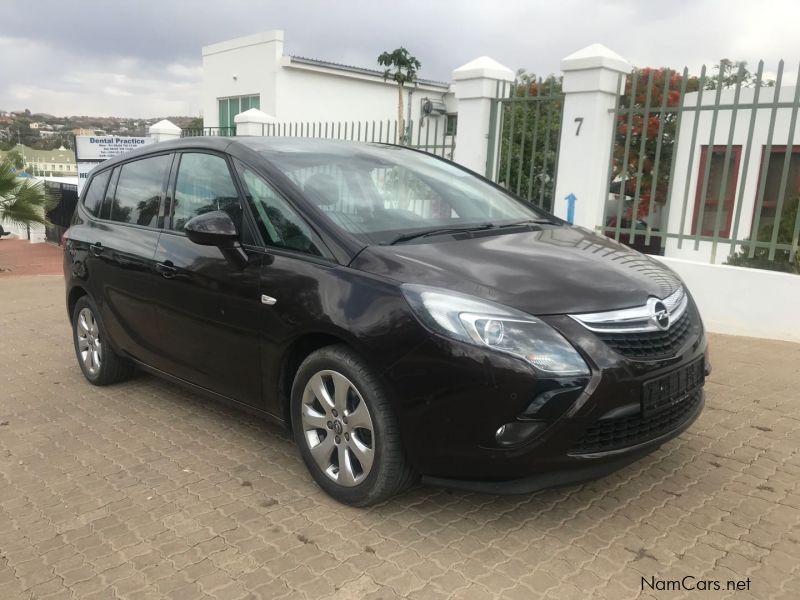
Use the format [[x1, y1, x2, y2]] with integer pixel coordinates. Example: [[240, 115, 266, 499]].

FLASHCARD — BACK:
[[421, 98, 447, 116]]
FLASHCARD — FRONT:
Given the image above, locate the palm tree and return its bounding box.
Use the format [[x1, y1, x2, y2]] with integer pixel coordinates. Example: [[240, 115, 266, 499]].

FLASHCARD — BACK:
[[0, 158, 55, 230], [378, 47, 422, 144]]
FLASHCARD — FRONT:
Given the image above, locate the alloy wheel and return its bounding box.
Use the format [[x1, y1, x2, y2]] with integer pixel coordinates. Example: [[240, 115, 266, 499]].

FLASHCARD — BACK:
[[300, 369, 375, 487], [76, 307, 102, 376]]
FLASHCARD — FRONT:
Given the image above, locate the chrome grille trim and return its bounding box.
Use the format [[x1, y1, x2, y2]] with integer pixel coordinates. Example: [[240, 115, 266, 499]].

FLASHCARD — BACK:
[[569, 287, 688, 334]]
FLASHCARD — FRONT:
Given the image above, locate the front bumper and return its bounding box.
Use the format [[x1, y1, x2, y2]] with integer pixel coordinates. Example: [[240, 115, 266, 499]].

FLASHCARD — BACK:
[[422, 391, 704, 494], [384, 299, 707, 490]]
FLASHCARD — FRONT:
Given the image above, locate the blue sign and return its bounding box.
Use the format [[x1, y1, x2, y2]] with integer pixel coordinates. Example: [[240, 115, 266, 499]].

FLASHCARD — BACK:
[[565, 193, 577, 224]]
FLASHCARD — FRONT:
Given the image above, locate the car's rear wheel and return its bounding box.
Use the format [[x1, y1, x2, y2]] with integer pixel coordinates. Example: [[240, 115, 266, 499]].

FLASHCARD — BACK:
[[291, 345, 415, 506], [72, 296, 134, 386]]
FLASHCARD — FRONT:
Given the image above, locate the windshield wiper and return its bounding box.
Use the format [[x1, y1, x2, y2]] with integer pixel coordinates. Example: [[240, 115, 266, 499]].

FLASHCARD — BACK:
[[497, 218, 560, 228], [385, 223, 495, 245]]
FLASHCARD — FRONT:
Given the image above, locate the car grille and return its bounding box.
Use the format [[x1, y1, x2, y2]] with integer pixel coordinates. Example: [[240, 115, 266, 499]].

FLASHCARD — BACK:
[[570, 390, 702, 455], [595, 309, 692, 359]]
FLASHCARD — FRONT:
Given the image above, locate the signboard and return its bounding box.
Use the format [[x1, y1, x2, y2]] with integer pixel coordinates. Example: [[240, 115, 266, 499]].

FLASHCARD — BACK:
[[75, 135, 152, 160], [75, 135, 153, 194], [77, 161, 98, 191]]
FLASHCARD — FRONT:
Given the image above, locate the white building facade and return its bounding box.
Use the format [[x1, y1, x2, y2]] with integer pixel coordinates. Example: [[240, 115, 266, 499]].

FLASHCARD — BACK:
[[665, 86, 800, 263], [201, 31, 455, 135]]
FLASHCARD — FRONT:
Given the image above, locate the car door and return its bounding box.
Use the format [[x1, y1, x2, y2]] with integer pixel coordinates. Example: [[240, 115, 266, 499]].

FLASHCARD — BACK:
[[231, 158, 339, 418], [151, 151, 263, 406], [85, 154, 172, 367]]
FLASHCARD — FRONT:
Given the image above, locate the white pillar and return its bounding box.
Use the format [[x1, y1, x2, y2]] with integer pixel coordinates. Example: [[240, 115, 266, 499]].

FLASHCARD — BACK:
[[552, 44, 631, 227], [149, 119, 182, 143], [452, 57, 514, 176], [233, 108, 276, 136]]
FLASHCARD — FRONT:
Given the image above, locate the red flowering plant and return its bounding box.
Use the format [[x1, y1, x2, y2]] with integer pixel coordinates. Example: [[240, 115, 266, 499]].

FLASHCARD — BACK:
[[611, 67, 701, 223], [611, 60, 771, 223]]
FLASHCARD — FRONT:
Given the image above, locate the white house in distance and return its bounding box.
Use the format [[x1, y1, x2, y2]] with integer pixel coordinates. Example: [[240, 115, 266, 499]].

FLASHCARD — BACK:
[[665, 85, 800, 263], [201, 30, 456, 139]]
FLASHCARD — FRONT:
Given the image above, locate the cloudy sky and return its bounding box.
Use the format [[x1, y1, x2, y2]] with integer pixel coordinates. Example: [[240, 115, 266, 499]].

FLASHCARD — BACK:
[[2, 0, 799, 118]]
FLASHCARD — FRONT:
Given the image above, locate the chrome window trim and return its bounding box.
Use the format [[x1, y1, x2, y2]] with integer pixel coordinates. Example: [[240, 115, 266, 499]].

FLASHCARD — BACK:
[[569, 287, 687, 334]]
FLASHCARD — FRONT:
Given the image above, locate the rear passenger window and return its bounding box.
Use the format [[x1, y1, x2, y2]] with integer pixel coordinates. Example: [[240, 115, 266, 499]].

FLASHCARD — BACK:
[[82, 170, 110, 216], [171, 153, 242, 232], [109, 155, 171, 226]]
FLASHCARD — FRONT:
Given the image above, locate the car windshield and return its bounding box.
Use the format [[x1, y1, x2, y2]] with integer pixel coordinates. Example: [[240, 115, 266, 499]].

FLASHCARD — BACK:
[[250, 140, 554, 244]]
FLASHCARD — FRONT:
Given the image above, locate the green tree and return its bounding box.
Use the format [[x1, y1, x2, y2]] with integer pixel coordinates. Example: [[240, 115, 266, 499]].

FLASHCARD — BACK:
[[377, 47, 421, 144], [5, 149, 24, 170], [496, 72, 563, 211], [705, 59, 774, 90], [0, 158, 56, 228]]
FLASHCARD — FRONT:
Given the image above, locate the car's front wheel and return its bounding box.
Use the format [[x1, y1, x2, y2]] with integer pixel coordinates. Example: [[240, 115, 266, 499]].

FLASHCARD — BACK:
[[291, 345, 415, 506], [72, 296, 134, 386]]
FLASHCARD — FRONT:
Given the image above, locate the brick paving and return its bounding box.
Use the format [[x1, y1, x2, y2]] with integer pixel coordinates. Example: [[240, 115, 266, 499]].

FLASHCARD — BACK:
[[1, 274, 799, 599], [0, 239, 63, 278]]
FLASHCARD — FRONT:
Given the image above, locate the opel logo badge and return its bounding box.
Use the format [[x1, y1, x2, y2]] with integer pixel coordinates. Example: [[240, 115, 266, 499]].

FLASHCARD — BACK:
[[649, 299, 670, 331]]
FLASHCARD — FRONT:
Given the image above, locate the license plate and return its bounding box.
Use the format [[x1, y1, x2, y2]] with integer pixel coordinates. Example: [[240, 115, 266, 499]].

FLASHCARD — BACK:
[[642, 358, 705, 416]]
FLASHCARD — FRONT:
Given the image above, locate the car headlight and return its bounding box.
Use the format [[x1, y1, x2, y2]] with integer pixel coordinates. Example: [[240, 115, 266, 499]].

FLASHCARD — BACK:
[[401, 284, 589, 376]]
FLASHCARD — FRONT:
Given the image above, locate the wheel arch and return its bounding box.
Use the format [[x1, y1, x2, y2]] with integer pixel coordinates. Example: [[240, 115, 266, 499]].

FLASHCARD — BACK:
[[279, 332, 353, 430], [67, 285, 88, 320]]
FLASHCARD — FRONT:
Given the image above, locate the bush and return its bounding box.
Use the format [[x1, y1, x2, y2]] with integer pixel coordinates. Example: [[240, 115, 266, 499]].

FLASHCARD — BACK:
[[725, 196, 799, 274]]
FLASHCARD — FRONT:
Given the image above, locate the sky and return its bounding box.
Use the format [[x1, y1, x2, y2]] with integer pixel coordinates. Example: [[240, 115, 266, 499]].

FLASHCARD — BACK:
[[1, 0, 799, 118]]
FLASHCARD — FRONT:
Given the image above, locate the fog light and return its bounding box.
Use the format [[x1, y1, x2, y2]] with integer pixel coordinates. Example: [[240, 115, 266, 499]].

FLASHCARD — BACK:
[[494, 421, 545, 447]]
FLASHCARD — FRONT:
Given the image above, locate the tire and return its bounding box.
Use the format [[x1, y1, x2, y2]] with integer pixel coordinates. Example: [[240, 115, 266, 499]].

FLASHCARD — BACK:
[[72, 296, 134, 386], [291, 345, 415, 506]]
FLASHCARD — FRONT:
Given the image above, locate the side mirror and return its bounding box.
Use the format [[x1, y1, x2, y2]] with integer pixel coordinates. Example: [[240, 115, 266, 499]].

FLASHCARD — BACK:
[[184, 211, 239, 247]]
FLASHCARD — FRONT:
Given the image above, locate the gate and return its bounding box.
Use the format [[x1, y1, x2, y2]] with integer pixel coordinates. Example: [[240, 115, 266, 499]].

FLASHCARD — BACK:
[[488, 76, 564, 212], [605, 60, 800, 273]]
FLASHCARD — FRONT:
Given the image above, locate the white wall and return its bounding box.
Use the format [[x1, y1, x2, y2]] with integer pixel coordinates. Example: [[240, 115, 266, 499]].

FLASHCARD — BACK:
[[202, 31, 284, 128], [665, 86, 800, 264], [201, 30, 453, 137], [656, 256, 800, 343]]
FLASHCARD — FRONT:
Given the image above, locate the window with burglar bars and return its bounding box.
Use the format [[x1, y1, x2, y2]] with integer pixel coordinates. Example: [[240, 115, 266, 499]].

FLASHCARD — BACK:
[[606, 60, 800, 274]]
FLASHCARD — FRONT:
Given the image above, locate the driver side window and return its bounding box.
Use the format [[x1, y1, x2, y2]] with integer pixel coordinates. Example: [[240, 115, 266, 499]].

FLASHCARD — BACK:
[[234, 160, 324, 257]]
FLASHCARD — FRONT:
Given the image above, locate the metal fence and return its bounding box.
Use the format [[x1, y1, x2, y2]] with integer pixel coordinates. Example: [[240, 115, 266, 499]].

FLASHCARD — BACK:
[[488, 77, 564, 213], [605, 60, 800, 273], [181, 127, 236, 137], [181, 120, 455, 158]]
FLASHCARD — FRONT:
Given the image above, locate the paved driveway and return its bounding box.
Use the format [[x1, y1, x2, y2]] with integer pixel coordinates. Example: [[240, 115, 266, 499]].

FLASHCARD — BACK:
[[1, 275, 799, 599]]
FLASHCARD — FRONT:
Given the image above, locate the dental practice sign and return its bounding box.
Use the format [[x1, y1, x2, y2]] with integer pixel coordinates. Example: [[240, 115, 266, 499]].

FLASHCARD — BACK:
[[75, 135, 153, 193]]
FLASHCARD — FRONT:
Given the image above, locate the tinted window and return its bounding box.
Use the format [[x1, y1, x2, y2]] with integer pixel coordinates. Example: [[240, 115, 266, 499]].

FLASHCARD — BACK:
[[172, 153, 241, 232], [100, 168, 120, 220], [234, 160, 323, 256], [83, 170, 110, 216], [110, 155, 171, 226]]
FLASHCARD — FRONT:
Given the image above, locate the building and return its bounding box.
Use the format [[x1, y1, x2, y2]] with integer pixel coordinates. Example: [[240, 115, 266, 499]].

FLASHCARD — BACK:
[[72, 128, 94, 136], [665, 85, 800, 263], [1, 144, 78, 177], [201, 30, 455, 135]]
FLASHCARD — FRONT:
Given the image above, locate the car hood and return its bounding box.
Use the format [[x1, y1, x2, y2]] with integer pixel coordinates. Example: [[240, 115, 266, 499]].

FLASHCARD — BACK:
[[350, 226, 683, 315]]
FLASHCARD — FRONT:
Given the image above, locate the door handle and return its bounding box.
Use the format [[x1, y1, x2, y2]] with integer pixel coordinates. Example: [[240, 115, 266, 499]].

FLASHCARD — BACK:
[[155, 261, 177, 279], [89, 242, 103, 256]]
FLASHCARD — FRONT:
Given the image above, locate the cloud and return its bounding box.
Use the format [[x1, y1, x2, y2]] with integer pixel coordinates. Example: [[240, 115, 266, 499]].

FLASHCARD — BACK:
[[1, 0, 798, 117]]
